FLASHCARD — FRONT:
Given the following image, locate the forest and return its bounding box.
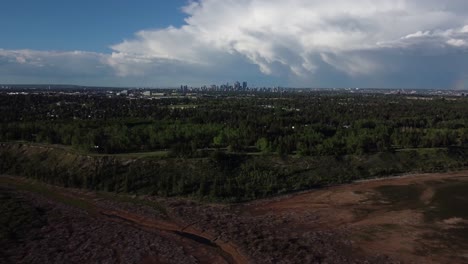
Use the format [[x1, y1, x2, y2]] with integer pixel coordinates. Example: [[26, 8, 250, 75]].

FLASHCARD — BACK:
[[1, 91, 468, 201]]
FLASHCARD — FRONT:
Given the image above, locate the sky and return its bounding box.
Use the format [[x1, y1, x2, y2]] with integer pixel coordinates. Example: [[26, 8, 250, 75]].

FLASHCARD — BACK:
[[1, 0, 468, 89]]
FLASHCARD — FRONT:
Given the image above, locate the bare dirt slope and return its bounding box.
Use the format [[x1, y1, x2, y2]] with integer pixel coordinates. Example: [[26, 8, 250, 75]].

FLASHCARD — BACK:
[[2, 171, 468, 263], [0, 177, 245, 264], [1, 176, 383, 264], [247, 171, 468, 264]]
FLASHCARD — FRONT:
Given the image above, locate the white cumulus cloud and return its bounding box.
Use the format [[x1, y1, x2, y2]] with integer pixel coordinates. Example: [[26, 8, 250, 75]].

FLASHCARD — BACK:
[[0, 49, 112, 84], [109, 0, 468, 81], [1, 0, 468, 88]]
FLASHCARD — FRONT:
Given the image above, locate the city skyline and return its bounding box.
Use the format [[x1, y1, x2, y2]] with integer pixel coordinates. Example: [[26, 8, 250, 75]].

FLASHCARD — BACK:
[[1, 0, 468, 89]]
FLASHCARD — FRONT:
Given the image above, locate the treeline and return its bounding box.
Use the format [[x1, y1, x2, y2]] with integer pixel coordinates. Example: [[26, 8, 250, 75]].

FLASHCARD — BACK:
[[1, 93, 468, 156], [1, 144, 467, 201]]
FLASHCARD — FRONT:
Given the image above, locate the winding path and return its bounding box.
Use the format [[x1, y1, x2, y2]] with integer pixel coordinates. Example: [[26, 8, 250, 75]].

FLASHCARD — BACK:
[[0, 176, 250, 264], [98, 209, 249, 264]]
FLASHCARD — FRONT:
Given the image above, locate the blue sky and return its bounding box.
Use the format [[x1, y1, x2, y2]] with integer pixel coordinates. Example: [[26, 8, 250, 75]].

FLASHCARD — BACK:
[[1, 0, 468, 89], [0, 0, 187, 52]]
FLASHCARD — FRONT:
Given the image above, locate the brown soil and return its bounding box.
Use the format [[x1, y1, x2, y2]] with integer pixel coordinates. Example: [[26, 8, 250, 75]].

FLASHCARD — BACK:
[[0, 177, 247, 264], [2, 171, 468, 263], [246, 171, 468, 264]]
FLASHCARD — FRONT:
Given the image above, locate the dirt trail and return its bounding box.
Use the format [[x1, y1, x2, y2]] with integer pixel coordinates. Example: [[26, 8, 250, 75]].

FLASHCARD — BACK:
[[98, 209, 249, 264], [0, 176, 250, 264], [4, 171, 468, 263]]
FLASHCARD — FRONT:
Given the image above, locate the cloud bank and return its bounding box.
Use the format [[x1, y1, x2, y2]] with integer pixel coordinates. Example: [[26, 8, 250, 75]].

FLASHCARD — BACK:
[[1, 0, 468, 88]]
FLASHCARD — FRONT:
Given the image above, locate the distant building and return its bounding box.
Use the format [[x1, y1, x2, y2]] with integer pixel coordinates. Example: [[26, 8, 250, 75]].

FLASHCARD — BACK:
[[180, 85, 188, 93], [242, 81, 248, 90], [234, 81, 241, 90]]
